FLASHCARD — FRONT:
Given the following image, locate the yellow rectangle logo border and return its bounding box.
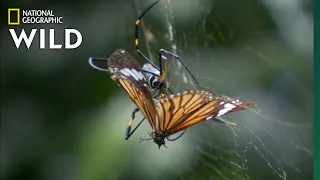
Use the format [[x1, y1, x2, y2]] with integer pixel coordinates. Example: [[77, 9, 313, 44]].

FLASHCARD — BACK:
[[8, 8, 20, 25]]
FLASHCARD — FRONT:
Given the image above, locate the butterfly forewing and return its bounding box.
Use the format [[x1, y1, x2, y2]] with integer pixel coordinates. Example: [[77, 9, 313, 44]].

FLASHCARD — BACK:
[[155, 91, 256, 135], [108, 49, 147, 89], [107, 49, 157, 128]]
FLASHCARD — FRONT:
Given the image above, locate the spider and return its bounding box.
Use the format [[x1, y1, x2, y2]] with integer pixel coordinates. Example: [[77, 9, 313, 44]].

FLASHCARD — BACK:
[[89, 0, 200, 95], [88, 0, 202, 140]]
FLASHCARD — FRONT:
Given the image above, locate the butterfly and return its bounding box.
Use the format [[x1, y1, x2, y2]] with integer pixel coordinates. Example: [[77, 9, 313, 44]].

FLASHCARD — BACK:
[[89, 46, 198, 143], [107, 49, 256, 148]]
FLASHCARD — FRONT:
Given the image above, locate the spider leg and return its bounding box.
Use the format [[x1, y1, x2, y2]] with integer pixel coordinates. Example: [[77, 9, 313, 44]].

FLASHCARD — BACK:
[[135, 0, 161, 70], [157, 51, 168, 78], [125, 107, 145, 140], [125, 92, 162, 140], [88, 57, 109, 72], [166, 129, 187, 141], [141, 68, 160, 77], [159, 49, 201, 89]]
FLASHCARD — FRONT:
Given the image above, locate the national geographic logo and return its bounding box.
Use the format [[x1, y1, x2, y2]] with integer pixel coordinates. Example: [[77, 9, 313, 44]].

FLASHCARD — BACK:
[[8, 9, 63, 25], [8, 8, 82, 49]]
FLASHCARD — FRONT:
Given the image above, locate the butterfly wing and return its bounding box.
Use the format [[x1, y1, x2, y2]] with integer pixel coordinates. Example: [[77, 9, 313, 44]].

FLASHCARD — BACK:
[[155, 91, 256, 135], [108, 49, 157, 128], [108, 49, 146, 89]]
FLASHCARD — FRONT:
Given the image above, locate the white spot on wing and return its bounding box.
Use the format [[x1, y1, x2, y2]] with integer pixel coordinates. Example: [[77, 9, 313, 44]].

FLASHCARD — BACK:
[[120, 69, 130, 76], [131, 69, 144, 80], [122, 68, 139, 81], [217, 103, 236, 117]]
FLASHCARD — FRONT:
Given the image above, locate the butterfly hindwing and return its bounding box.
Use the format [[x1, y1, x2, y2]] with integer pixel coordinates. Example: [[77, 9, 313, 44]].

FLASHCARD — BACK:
[[155, 91, 256, 135]]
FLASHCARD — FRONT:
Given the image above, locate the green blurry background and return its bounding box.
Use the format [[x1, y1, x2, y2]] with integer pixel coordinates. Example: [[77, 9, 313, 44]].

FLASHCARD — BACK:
[[1, 0, 313, 180]]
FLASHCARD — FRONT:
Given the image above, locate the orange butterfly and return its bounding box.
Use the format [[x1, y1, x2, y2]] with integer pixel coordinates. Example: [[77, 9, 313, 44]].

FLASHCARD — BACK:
[[106, 49, 256, 148]]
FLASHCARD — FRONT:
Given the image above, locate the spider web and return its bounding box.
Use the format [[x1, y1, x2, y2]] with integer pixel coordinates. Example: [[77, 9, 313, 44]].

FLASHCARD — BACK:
[[0, 0, 312, 180], [128, 0, 313, 180]]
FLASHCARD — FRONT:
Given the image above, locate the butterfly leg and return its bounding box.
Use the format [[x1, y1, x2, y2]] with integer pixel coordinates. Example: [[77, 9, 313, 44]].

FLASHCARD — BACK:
[[139, 132, 154, 143], [159, 49, 201, 89], [166, 129, 187, 141], [135, 0, 161, 71], [125, 107, 146, 140], [88, 57, 109, 72]]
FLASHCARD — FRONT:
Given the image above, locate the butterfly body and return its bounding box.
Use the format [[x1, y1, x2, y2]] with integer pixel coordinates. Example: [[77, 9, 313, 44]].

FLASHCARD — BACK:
[[150, 132, 167, 149]]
